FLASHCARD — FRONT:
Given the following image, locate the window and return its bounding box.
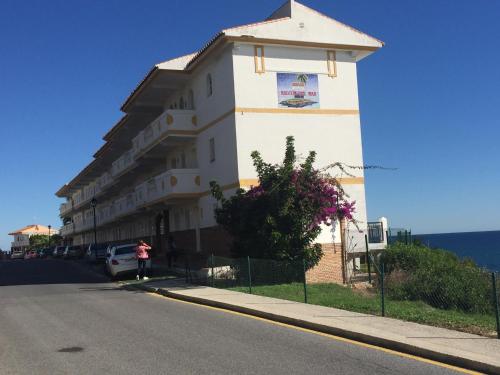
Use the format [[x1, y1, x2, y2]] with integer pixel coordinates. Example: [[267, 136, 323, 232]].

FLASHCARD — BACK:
[[209, 138, 215, 162], [185, 208, 190, 229], [254, 45, 265, 73], [327, 50, 337, 77], [181, 152, 186, 168], [187, 89, 194, 109], [206, 74, 213, 97], [115, 246, 135, 255], [170, 158, 177, 169]]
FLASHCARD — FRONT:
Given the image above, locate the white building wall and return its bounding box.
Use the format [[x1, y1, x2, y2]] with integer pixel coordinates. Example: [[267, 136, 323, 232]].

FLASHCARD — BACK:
[[232, 43, 368, 244]]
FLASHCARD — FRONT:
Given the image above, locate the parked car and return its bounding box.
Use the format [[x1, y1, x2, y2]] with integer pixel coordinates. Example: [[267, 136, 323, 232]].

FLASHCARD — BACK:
[[105, 243, 149, 278], [24, 251, 37, 259], [11, 250, 24, 259], [63, 245, 84, 259], [86, 243, 109, 263], [52, 246, 66, 258]]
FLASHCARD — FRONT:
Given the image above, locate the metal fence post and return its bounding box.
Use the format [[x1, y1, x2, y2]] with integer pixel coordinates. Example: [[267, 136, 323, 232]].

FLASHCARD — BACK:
[[303, 259, 308, 304], [211, 253, 215, 287], [247, 256, 252, 294], [380, 261, 385, 317], [492, 273, 500, 339], [364, 234, 372, 284]]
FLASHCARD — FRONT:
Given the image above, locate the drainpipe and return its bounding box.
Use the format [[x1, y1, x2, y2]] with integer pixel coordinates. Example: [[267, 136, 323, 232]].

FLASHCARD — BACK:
[[339, 218, 347, 284]]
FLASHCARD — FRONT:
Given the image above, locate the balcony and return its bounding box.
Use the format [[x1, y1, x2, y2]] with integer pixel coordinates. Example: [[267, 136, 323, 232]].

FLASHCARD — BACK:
[[135, 168, 200, 207], [111, 150, 135, 178], [11, 240, 29, 248], [60, 223, 75, 237], [59, 201, 73, 216], [72, 168, 201, 234], [132, 109, 197, 159]]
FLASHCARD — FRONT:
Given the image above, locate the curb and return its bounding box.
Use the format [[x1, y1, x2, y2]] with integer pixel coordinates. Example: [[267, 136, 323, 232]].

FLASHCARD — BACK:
[[125, 283, 498, 375]]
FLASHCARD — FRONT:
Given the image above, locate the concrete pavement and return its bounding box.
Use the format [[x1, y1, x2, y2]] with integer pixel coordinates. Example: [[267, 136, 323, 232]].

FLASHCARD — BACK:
[[131, 277, 500, 374], [0, 259, 464, 374]]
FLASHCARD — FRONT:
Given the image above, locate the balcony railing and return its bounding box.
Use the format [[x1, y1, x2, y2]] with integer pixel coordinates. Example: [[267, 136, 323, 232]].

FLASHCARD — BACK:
[[74, 168, 200, 232], [59, 201, 73, 216], [111, 150, 134, 177], [135, 168, 200, 207], [68, 110, 197, 214], [132, 109, 197, 158], [60, 223, 75, 237]]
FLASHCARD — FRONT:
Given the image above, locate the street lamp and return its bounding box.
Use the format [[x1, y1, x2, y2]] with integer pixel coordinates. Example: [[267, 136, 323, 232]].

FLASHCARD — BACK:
[[90, 197, 97, 244], [48, 225, 52, 247]]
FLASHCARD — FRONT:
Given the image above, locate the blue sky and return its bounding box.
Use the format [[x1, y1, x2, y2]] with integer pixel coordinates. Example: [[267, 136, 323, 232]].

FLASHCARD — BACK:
[[1, 0, 499, 249]]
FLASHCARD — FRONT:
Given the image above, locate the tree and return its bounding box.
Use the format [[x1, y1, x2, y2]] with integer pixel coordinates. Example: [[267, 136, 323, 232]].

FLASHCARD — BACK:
[[210, 136, 355, 267], [29, 234, 62, 249]]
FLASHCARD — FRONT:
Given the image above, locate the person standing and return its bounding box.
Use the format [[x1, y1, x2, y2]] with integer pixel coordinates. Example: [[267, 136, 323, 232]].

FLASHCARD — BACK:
[[166, 235, 177, 268], [135, 240, 151, 280]]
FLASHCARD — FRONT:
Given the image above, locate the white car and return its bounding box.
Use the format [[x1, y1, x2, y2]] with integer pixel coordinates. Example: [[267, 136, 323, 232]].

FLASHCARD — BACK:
[[11, 251, 24, 259], [105, 243, 151, 278]]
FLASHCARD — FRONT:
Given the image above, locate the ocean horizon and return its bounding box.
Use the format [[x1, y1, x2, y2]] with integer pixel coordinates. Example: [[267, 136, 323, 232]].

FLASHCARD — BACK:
[[411, 230, 500, 272]]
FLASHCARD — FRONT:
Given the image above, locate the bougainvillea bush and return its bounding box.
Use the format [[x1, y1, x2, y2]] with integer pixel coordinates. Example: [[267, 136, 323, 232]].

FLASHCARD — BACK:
[[210, 136, 355, 267]]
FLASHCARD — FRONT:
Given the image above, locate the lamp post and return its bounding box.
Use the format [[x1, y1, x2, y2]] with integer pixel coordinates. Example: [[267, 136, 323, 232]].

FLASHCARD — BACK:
[[48, 225, 52, 247], [90, 198, 97, 244]]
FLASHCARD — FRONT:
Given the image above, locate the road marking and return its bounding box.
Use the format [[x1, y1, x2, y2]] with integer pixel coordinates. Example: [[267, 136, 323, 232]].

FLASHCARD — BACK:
[[144, 292, 481, 375]]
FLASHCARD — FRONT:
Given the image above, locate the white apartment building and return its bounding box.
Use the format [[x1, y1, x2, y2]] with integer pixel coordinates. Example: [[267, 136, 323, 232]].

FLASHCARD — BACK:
[[56, 1, 384, 282], [9, 224, 58, 253]]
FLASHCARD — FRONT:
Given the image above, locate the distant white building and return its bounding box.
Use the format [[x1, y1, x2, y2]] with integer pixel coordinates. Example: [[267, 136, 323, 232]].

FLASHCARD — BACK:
[[9, 224, 58, 253], [56, 1, 385, 283]]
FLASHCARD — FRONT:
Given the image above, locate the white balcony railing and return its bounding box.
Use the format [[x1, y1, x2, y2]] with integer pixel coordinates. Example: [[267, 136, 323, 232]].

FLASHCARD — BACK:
[[111, 150, 134, 177], [135, 168, 200, 206], [75, 168, 200, 232], [69, 109, 196, 210], [132, 109, 196, 158], [60, 223, 75, 237], [59, 201, 73, 216]]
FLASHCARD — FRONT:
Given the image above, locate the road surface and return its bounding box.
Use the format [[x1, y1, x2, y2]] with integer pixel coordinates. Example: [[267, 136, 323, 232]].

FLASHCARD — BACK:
[[0, 259, 463, 374]]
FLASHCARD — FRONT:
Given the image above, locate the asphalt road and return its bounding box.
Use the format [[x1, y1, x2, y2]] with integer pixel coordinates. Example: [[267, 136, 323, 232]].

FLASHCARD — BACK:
[[0, 259, 463, 375]]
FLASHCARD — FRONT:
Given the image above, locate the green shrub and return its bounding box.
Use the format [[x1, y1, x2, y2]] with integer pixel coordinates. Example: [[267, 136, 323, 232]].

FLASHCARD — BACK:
[[383, 243, 493, 314]]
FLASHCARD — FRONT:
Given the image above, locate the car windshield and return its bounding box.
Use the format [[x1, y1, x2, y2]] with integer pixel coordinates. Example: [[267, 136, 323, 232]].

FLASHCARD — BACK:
[[114, 246, 135, 255]]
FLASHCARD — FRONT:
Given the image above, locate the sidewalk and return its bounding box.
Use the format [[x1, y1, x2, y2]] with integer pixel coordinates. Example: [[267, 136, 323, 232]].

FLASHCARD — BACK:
[[126, 278, 500, 374]]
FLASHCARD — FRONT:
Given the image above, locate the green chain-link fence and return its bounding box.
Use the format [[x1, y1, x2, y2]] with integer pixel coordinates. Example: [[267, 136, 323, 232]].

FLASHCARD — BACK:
[[181, 251, 499, 338]]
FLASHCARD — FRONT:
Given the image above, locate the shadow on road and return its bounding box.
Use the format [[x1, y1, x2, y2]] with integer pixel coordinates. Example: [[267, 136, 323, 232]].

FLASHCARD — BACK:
[[0, 259, 110, 286]]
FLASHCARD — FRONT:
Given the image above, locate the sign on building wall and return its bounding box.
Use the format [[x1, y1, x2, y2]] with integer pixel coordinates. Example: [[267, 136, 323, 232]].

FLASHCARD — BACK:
[[277, 73, 320, 108]]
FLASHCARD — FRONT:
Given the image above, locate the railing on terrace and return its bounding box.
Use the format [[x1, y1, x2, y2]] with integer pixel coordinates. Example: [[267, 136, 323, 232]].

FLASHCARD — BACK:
[[59, 201, 73, 216], [111, 150, 134, 177], [72, 168, 200, 232], [60, 223, 74, 237], [132, 109, 196, 158], [135, 168, 200, 206]]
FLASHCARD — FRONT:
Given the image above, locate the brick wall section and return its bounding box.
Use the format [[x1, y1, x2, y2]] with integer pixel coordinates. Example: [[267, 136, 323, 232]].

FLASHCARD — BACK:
[[306, 243, 344, 284]]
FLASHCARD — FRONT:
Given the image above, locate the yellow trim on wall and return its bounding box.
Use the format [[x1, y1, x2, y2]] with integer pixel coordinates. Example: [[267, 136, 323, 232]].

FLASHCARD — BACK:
[[239, 178, 259, 187], [327, 50, 337, 78], [337, 177, 364, 185], [254, 45, 265, 74], [234, 107, 359, 115], [239, 177, 364, 186]]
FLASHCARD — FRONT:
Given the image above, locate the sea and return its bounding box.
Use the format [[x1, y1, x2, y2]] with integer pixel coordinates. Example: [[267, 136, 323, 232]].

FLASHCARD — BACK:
[[411, 230, 500, 272]]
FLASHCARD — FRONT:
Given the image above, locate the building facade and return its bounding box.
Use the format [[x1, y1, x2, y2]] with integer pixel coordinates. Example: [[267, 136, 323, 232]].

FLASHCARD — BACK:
[[9, 224, 57, 253], [56, 1, 384, 280]]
